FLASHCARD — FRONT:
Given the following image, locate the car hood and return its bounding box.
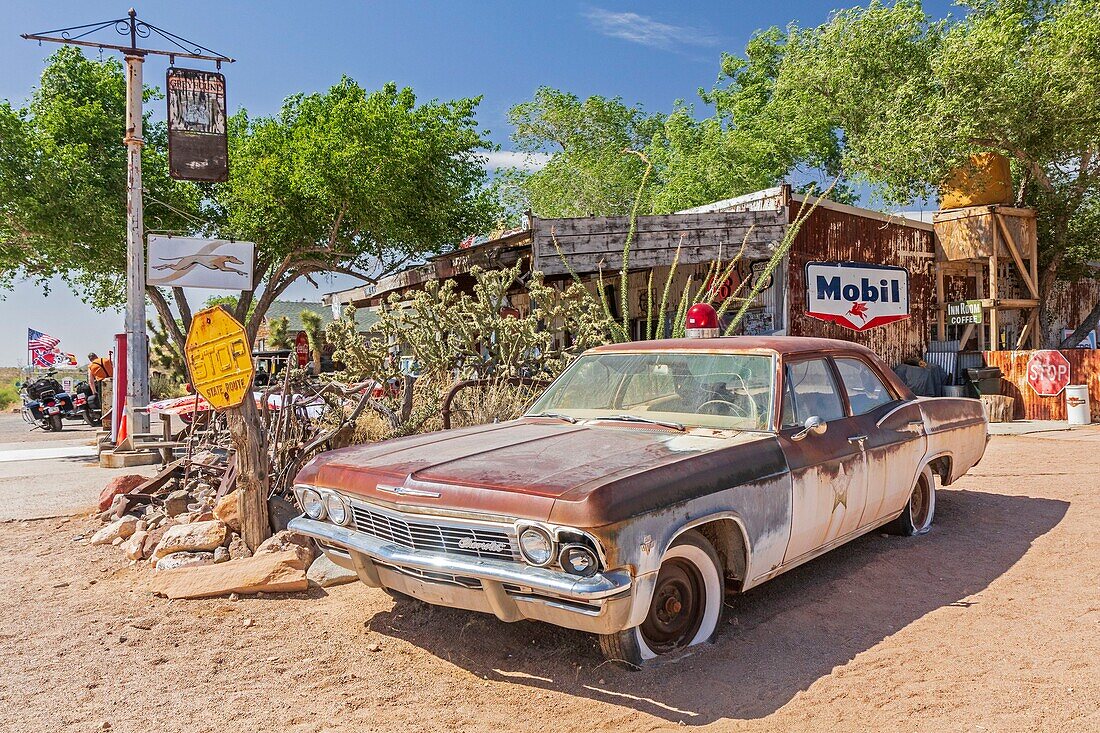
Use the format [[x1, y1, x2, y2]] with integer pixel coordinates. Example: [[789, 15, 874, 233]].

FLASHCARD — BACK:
[[296, 419, 778, 524]]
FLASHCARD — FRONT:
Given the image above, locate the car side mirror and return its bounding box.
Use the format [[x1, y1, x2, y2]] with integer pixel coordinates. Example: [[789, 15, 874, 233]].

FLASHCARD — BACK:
[[792, 415, 827, 442]]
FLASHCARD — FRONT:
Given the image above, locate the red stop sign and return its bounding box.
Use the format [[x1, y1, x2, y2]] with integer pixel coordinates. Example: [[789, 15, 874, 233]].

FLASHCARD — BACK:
[[1026, 350, 1071, 396], [295, 331, 309, 368]]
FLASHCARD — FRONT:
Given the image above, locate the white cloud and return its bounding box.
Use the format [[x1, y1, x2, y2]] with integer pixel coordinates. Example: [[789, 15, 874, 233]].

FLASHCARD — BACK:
[[584, 8, 718, 50], [481, 150, 551, 172]]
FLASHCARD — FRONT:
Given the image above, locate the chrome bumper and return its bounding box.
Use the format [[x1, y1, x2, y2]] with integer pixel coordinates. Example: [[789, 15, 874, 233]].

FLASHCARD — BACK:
[[288, 516, 636, 634]]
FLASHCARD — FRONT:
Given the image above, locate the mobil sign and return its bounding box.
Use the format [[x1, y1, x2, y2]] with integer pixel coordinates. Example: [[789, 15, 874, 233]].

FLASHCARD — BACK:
[[805, 261, 910, 332], [1026, 350, 1071, 396]]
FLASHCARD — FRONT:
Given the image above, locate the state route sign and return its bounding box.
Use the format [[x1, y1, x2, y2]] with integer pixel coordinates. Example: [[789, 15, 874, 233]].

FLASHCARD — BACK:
[[184, 306, 255, 411], [1026, 350, 1071, 397], [147, 236, 254, 290], [805, 261, 910, 332], [167, 67, 228, 182]]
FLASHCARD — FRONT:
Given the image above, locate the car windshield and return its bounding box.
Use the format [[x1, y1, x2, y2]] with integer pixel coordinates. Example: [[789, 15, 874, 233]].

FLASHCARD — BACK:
[[527, 352, 775, 431]]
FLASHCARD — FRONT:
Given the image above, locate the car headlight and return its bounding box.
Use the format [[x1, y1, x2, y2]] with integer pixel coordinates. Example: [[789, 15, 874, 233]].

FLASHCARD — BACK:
[[518, 526, 555, 566], [323, 491, 349, 525], [299, 487, 325, 520], [559, 544, 599, 577]]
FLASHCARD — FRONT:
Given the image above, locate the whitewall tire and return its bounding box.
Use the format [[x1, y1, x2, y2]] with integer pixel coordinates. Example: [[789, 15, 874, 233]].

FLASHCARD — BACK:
[[599, 530, 724, 668]]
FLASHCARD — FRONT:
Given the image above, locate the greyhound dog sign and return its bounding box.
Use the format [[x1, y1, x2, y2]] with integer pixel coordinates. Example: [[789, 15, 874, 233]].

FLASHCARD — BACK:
[[804, 261, 910, 331], [147, 236, 255, 291]]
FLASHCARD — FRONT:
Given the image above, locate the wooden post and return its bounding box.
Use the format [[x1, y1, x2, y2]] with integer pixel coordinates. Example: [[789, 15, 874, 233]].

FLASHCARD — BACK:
[[935, 263, 946, 340], [974, 262, 986, 351], [989, 218, 1000, 350], [227, 394, 270, 550]]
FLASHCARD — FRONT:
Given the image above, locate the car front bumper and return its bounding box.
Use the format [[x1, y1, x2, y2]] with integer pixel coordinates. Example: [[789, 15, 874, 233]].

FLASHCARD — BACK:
[[287, 516, 637, 635]]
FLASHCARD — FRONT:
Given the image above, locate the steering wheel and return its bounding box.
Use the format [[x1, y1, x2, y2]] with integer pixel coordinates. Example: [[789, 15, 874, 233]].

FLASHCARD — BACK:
[[699, 391, 760, 424]]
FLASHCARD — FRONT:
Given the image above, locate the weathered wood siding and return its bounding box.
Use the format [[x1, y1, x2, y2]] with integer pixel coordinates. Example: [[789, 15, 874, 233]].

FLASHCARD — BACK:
[[531, 211, 787, 278], [984, 349, 1100, 420], [932, 206, 1036, 262]]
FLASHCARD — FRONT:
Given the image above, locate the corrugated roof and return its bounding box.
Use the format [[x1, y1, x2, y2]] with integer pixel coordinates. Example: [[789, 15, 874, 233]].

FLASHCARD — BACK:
[[262, 301, 378, 331]]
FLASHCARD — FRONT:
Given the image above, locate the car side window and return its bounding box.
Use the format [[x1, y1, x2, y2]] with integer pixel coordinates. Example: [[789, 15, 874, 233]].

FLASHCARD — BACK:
[[781, 359, 846, 428], [835, 358, 895, 416]]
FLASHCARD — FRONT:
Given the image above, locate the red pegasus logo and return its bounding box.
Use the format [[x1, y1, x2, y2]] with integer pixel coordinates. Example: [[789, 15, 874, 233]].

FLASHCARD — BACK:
[[846, 302, 870, 322]]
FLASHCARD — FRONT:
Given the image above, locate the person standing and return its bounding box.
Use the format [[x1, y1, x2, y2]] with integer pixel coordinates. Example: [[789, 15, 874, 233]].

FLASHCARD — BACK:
[[87, 352, 113, 396]]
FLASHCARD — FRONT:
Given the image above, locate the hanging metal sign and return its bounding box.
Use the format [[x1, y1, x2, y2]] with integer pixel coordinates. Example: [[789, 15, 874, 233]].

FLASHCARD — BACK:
[[167, 67, 228, 182], [147, 235, 254, 290]]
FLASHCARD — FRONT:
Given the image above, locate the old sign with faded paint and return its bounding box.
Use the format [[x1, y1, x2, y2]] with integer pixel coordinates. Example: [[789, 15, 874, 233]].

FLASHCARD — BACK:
[[147, 236, 254, 290], [1026, 350, 1071, 397], [184, 306, 254, 411], [947, 300, 983, 326], [167, 67, 228, 182], [804, 261, 910, 332]]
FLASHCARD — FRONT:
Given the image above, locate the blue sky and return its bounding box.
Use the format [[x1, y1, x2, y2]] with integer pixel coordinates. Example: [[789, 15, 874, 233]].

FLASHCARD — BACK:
[[0, 0, 956, 365]]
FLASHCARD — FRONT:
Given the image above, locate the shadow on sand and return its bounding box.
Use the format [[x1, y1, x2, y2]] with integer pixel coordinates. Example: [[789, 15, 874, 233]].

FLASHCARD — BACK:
[[366, 489, 1068, 724]]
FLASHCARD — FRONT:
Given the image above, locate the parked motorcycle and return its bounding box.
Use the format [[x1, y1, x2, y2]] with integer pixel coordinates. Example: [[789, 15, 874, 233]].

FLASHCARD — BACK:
[[70, 380, 103, 427], [20, 375, 73, 432]]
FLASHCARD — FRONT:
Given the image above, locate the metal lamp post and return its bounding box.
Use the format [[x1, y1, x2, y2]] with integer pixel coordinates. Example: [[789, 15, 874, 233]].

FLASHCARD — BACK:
[[22, 9, 233, 438]]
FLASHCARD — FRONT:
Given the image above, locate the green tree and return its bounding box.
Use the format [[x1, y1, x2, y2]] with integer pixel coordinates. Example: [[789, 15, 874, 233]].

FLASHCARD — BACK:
[[1, 50, 497, 352], [267, 315, 292, 350], [0, 47, 200, 307], [507, 87, 666, 217], [716, 0, 1100, 342], [147, 317, 187, 390], [504, 84, 850, 218], [299, 309, 324, 374]]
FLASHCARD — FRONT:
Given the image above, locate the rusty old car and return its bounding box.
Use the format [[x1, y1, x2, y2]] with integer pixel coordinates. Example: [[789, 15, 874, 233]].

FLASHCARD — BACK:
[[289, 332, 988, 667]]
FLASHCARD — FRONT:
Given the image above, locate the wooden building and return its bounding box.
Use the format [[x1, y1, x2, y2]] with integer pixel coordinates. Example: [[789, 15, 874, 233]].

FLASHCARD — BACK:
[[533, 186, 936, 367], [326, 186, 939, 369]]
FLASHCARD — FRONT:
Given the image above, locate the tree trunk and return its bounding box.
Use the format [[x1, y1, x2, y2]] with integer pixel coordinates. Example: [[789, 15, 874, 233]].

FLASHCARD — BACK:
[[227, 395, 271, 551], [312, 349, 322, 376]]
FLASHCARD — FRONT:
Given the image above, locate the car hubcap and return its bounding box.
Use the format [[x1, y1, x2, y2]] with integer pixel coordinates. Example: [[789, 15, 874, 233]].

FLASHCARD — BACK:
[[641, 558, 705, 654], [910, 481, 929, 528]]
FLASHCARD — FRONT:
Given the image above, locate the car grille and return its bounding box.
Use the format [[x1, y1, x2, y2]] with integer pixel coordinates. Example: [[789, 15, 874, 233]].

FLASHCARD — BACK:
[[350, 503, 518, 562]]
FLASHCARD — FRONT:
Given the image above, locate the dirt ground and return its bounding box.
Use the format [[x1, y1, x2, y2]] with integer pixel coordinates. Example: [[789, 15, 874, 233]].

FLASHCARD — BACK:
[[0, 433, 1097, 733]]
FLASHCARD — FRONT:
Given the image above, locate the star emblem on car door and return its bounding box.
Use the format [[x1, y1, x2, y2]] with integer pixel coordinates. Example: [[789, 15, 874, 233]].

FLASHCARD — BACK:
[[832, 483, 849, 512], [831, 465, 851, 512]]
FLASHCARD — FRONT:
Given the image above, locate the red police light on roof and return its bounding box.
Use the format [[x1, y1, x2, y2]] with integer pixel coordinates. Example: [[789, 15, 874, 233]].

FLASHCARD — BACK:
[[685, 303, 720, 338]]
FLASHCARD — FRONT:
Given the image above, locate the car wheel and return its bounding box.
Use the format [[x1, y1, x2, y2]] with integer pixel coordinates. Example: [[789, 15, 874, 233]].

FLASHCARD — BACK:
[[599, 530, 724, 669], [888, 465, 936, 536]]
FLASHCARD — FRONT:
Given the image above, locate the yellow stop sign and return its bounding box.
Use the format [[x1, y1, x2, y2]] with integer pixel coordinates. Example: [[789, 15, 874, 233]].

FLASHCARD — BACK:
[[184, 306, 255, 411]]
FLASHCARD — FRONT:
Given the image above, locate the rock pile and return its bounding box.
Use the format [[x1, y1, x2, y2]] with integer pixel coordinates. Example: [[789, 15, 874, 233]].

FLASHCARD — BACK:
[[87, 451, 355, 598]]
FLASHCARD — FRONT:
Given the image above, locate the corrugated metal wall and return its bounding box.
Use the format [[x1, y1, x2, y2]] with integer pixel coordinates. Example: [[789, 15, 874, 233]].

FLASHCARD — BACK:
[[984, 350, 1100, 420], [786, 206, 937, 367], [1042, 279, 1100, 346]]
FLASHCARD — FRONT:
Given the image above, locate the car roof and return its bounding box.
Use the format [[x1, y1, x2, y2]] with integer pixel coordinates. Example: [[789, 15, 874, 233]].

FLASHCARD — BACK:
[[588, 336, 882, 359]]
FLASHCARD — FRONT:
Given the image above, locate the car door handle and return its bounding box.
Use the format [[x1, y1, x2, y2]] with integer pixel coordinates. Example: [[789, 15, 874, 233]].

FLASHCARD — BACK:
[[847, 434, 868, 448]]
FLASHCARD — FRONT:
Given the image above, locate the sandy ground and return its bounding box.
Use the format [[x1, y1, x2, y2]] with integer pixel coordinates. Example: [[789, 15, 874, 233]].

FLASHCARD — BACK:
[[0, 433, 1097, 733]]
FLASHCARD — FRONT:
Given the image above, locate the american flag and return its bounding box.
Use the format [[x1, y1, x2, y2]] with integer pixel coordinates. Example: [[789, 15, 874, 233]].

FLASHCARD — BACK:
[[28, 328, 60, 350]]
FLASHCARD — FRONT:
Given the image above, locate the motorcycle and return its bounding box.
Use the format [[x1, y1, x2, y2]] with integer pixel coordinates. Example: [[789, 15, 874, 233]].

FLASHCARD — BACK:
[[20, 374, 74, 432], [70, 381, 103, 427]]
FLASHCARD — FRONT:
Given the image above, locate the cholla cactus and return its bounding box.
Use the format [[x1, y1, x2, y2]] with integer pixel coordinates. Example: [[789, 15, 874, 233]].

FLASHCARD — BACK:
[[326, 259, 612, 384]]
